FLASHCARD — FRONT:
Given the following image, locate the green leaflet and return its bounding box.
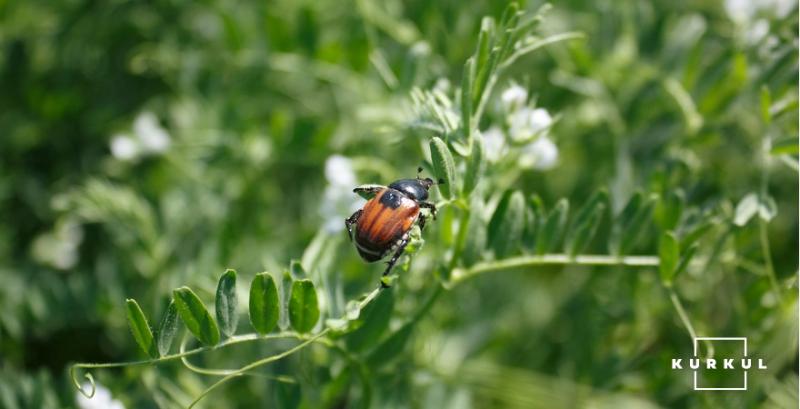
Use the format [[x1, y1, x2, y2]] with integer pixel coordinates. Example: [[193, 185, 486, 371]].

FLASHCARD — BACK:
[[673, 243, 698, 284], [289, 279, 320, 333], [535, 198, 569, 255], [156, 300, 179, 357], [215, 269, 238, 338], [430, 137, 457, 198], [488, 190, 525, 258], [461, 57, 475, 137], [565, 190, 607, 256], [609, 192, 655, 256], [125, 299, 158, 358], [462, 195, 488, 267], [462, 132, 484, 196], [654, 189, 684, 231], [249, 272, 280, 334], [173, 287, 220, 346]]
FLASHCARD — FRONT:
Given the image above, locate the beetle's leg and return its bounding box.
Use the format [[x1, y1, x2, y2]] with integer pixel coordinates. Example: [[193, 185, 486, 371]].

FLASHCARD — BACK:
[[345, 209, 362, 241], [417, 213, 427, 230], [380, 236, 410, 288], [419, 201, 437, 220], [353, 186, 383, 200]]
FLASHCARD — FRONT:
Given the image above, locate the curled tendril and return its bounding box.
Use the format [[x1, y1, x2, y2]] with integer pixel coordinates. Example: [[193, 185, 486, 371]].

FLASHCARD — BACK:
[[178, 333, 297, 383], [187, 330, 331, 409], [66, 286, 385, 405], [70, 366, 96, 398]]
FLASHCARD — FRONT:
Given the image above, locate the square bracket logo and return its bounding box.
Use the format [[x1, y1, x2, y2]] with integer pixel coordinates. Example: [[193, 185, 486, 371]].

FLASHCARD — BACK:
[[692, 337, 747, 391]]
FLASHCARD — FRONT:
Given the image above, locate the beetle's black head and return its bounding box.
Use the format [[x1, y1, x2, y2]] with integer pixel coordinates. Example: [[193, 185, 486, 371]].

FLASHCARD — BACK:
[[388, 178, 433, 201]]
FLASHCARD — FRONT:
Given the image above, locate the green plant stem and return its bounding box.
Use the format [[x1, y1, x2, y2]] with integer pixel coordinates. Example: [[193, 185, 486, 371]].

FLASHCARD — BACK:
[[177, 335, 296, 381], [758, 145, 781, 301], [759, 219, 781, 299], [72, 286, 385, 402], [447, 208, 472, 273], [187, 329, 331, 408], [70, 332, 301, 398], [450, 254, 659, 284], [667, 287, 714, 359]]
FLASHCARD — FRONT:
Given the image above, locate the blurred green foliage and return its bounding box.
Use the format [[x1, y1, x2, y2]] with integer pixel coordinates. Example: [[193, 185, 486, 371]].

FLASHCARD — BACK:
[[0, 0, 797, 408]]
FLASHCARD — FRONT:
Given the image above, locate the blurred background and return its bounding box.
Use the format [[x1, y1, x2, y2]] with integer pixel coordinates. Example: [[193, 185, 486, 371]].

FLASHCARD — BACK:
[[0, 0, 797, 408]]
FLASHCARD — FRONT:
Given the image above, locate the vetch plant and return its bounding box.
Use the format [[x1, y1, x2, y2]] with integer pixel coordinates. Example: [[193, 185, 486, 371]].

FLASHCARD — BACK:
[[67, 3, 795, 408]]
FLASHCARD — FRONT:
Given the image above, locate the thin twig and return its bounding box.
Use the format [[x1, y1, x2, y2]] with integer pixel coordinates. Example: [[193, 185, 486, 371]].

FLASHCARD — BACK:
[[668, 287, 714, 359], [187, 330, 331, 408], [450, 254, 659, 284]]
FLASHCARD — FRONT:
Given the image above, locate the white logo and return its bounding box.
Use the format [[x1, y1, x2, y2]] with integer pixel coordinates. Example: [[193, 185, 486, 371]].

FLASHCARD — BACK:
[[670, 337, 767, 391]]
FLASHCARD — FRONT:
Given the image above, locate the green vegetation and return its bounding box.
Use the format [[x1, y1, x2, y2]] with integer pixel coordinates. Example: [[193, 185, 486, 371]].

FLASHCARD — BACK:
[[0, 0, 797, 408]]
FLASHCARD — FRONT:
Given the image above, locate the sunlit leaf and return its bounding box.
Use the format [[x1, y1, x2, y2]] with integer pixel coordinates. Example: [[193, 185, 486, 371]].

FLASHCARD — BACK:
[[353, 185, 384, 200], [734, 193, 759, 226], [770, 136, 799, 155], [215, 269, 238, 338], [758, 194, 777, 222], [461, 57, 475, 135], [156, 300, 179, 357]]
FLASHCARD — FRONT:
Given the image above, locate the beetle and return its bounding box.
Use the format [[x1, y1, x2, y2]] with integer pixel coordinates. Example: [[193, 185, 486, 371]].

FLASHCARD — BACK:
[[345, 168, 441, 287]]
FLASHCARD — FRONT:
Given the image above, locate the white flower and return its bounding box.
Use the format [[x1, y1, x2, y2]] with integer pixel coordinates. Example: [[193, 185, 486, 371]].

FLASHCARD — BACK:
[[320, 155, 363, 233], [529, 108, 553, 131], [519, 135, 559, 170], [76, 383, 125, 409], [324, 155, 356, 187], [433, 78, 451, 93], [31, 219, 83, 270], [134, 111, 170, 153], [501, 84, 528, 110], [508, 107, 552, 141], [745, 19, 770, 44], [725, 0, 758, 22], [725, 0, 794, 23], [481, 127, 507, 163], [110, 134, 139, 161]]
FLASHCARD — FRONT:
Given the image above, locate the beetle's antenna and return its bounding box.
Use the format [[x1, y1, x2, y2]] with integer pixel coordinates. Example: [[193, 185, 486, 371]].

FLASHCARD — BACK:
[[437, 178, 445, 185]]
